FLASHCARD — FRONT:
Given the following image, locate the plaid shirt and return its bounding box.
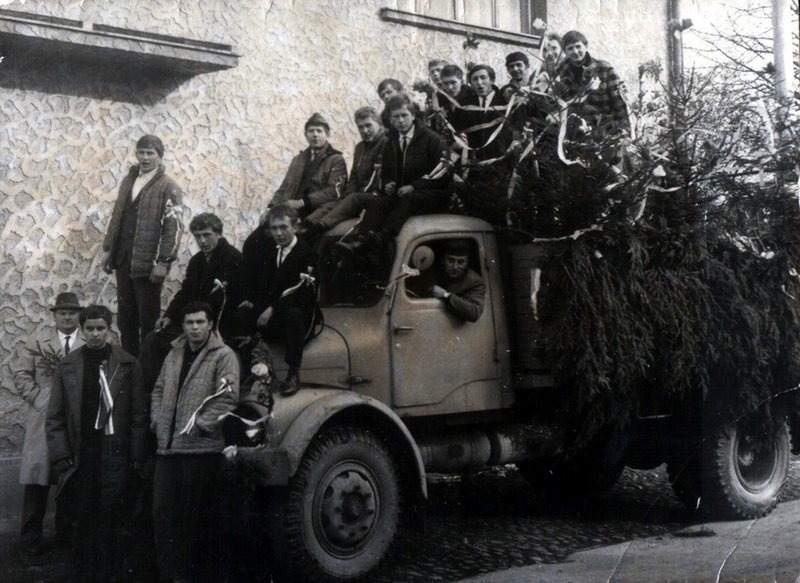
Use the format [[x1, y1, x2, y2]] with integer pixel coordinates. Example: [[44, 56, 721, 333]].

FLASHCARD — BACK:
[[555, 53, 630, 137]]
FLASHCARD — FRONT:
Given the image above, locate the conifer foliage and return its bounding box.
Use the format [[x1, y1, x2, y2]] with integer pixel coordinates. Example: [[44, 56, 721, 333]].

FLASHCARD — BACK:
[[464, 59, 800, 449]]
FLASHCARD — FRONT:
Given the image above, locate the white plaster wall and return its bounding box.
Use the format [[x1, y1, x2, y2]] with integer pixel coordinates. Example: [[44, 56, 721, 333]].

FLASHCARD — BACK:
[[0, 0, 669, 452]]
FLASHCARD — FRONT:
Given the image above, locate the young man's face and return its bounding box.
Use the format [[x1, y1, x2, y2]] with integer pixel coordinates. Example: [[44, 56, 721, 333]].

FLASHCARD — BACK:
[[54, 309, 80, 335], [469, 69, 493, 97], [564, 40, 588, 64], [429, 63, 445, 86], [390, 106, 415, 134], [356, 117, 382, 143], [82, 318, 110, 350], [305, 125, 328, 150], [506, 60, 529, 83], [443, 254, 469, 280], [270, 215, 297, 247], [543, 39, 562, 69], [135, 147, 162, 173], [378, 85, 401, 104], [441, 75, 463, 97], [192, 228, 221, 256], [183, 311, 212, 348]]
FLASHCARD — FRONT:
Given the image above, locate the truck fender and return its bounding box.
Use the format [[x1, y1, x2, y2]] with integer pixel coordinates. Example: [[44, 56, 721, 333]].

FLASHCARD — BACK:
[[281, 391, 428, 498]]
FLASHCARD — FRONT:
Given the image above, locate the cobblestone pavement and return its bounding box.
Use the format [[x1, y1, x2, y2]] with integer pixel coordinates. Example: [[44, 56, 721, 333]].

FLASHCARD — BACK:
[[4, 459, 800, 582]]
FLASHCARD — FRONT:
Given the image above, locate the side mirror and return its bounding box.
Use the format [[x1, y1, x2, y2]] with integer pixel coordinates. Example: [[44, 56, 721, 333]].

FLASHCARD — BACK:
[[410, 245, 435, 272]]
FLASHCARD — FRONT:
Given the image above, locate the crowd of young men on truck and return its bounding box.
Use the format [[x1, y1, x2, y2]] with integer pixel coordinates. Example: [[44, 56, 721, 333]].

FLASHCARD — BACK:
[[11, 29, 630, 582]]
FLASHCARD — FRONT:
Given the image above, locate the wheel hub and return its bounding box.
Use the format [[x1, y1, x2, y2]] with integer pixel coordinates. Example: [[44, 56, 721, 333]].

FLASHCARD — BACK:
[[735, 424, 777, 491], [319, 468, 377, 548]]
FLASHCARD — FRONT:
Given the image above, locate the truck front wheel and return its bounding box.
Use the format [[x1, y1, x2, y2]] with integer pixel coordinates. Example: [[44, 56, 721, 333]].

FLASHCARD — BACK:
[[272, 426, 400, 582], [702, 414, 790, 519]]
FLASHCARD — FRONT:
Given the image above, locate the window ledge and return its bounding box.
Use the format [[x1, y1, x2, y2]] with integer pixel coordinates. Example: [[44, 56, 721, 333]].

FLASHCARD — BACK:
[[379, 8, 541, 49], [0, 8, 239, 76]]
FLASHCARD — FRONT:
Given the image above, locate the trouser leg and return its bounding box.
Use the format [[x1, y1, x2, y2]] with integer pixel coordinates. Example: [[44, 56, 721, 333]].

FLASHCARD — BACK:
[[20, 483, 49, 545], [283, 307, 308, 368], [153, 456, 184, 581], [139, 326, 181, 394], [358, 196, 397, 234], [303, 200, 338, 225], [265, 307, 310, 369], [54, 489, 71, 546], [317, 192, 374, 228], [116, 260, 140, 355], [384, 190, 447, 235], [153, 454, 220, 582], [132, 277, 163, 356]]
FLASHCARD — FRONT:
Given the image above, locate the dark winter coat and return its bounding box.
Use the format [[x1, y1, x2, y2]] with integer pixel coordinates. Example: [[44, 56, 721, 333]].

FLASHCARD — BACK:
[[271, 143, 348, 210], [150, 332, 240, 455], [449, 86, 513, 161], [380, 118, 450, 192], [46, 345, 147, 500], [555, 53, 630, 136], [346, 133, 389, 194], [103, 164, 183, 279], [241, 231, 318, 321], [163, 237, 244, 340]]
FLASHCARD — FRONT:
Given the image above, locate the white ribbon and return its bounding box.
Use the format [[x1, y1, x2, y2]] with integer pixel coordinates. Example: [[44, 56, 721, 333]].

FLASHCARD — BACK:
[[179, 377, 233, 435], [95, 363, 115, 436]]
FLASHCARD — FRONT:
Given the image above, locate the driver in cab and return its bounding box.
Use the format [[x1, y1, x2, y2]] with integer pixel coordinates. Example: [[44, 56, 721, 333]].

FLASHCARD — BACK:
[[427, 239, 486, 323]]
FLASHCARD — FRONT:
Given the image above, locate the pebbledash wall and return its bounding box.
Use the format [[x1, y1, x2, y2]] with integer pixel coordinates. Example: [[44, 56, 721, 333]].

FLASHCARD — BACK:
[[0, 0, 668, 455]]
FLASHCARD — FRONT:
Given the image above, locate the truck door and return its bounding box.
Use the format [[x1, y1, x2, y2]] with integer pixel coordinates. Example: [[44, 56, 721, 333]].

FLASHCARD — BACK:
[[390, 235, 501, 410]]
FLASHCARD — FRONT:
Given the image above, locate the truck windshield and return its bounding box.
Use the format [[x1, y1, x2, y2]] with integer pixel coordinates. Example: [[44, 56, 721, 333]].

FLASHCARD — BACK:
[[316, 232, 393, 307]]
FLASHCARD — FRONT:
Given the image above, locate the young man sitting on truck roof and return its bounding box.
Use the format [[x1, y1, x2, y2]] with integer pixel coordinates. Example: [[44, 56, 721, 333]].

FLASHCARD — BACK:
[[427, 239, 486, 323]]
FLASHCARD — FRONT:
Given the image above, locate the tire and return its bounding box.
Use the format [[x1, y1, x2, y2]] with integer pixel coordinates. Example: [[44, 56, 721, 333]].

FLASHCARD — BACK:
[[701, 415, 790, 519], [271, 426, 400, 582]]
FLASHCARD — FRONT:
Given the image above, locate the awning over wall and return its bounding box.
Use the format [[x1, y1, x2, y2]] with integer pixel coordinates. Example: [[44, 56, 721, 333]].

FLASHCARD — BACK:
[[0, 8, 239, 76]]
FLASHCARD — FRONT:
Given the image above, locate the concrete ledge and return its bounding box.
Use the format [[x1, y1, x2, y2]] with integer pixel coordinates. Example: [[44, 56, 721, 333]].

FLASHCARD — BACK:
[[0, 8, 240, 76]]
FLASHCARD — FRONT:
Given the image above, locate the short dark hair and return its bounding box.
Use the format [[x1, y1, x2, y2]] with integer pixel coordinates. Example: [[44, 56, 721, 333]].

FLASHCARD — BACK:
[[80, 305, 113, 327], [468, 64, 496, 83], [443, 239, 471, 257], [190, 213, 223, 234], [505, 51, 529, 66], [136, 135, 164, 157], [386, 94, 416, 115], [428, 59, 449, 69], [354, 106, 381, 124], [182, 301, 215, 325], [562, 30, 588, 48], [440, 64, 464, 80], [267, 203, 299, 226], [377, 78, 404, 94]]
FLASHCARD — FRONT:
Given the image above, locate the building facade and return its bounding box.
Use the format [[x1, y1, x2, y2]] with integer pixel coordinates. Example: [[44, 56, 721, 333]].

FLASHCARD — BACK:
[[0, 0, 669, 455]]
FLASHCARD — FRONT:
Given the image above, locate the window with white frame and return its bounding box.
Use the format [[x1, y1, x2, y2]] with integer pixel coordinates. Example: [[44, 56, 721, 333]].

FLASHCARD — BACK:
[[391, 0, 545, 34]]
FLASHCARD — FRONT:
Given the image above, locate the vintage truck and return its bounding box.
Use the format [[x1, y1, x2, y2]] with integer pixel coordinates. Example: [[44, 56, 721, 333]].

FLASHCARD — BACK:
[[226, 214, 793, 582]]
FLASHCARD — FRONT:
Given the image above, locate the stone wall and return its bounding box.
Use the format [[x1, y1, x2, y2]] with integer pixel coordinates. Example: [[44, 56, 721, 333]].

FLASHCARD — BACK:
[[0, 0, 669, 454]]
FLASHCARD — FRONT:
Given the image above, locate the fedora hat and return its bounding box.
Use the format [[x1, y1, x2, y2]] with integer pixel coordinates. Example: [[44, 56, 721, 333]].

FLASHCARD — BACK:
[[50, 292, 83, 312]]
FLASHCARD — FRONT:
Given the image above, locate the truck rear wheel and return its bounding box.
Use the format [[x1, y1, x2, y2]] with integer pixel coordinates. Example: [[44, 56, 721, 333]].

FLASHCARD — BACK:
[[701, 415, 790, 519], [272, 426, 400, 582]]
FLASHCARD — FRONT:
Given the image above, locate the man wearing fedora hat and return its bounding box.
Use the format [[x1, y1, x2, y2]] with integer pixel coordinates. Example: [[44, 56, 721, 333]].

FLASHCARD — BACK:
[[11, 291, 84, 555]]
